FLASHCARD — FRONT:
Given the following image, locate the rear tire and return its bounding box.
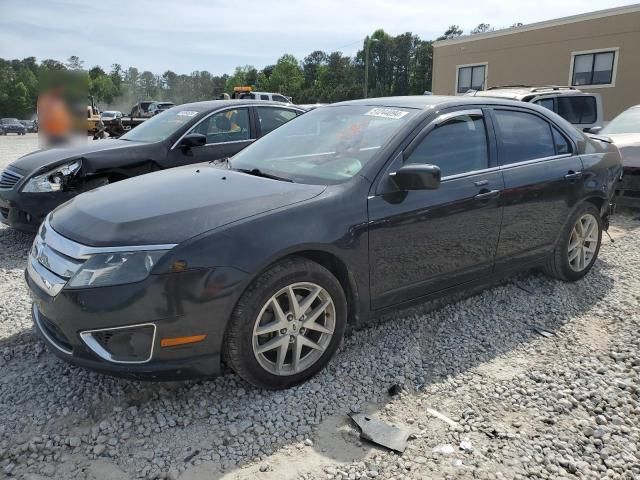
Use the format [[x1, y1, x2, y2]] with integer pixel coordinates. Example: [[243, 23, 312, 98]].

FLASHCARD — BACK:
[[543, 202, 602, 282], [223, 257, 347, 389]]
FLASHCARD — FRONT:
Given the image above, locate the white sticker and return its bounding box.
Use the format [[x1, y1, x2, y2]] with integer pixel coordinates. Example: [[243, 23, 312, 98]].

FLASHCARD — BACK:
[[177, 110, 199, 117], [365, 107, 409, 120]]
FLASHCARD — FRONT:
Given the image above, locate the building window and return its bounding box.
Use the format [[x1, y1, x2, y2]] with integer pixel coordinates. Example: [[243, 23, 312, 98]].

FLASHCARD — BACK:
[[456, 64, 486, 94], [571, 50, 616, 86]]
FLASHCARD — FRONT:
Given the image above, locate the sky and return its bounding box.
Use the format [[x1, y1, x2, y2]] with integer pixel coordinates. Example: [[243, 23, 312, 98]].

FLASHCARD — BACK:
[[0, 0, 635, 75]]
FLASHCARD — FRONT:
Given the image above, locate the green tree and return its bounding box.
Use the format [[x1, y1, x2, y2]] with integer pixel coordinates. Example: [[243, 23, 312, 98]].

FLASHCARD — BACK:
[[437, 25, 463, 41]]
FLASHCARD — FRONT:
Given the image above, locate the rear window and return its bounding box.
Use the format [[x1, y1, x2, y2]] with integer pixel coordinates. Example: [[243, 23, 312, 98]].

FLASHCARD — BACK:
[[556, 96, 596, 124]]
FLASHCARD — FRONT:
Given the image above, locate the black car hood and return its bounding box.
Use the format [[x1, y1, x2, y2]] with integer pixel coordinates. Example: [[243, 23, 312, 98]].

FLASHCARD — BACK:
[[50, 164, 326, 246], [8, 139, 151, 174]]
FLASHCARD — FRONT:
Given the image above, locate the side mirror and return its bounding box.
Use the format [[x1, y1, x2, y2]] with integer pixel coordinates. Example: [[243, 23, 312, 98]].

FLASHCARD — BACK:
[[180, 133, 206, 148], [587, 126, 603, 134], [389, 164, 441, 191]]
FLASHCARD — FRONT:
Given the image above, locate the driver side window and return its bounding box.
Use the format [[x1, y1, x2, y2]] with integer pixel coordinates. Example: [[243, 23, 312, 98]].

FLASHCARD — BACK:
[[190, 108, 250, 144], [406, 113, 489, 177]]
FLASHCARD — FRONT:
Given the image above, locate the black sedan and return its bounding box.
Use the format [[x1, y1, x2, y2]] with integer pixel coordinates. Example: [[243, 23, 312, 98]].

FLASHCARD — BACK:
[[1, 118, 27, 135], [0, 101, 304, 231], [26, 96, 621, 388]]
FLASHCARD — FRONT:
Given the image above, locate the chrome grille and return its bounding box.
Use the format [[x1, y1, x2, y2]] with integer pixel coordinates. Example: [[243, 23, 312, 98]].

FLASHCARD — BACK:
[[0, 169, 23, 190], [28, 221, 88, 296]]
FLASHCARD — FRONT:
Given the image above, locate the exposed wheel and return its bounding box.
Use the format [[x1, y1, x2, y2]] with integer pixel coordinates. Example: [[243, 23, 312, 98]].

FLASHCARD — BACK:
[[224, 257, 347, 389], [544, 203, 602, 282]]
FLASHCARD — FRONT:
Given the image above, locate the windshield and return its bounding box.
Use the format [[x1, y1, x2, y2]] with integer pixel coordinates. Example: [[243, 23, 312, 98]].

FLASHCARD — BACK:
[[102, 112, 115, 117], [231, 105, 417, 184], [2, 118, 18, 124], [602, 107, 640, 135], [120, 107, 204, 143]]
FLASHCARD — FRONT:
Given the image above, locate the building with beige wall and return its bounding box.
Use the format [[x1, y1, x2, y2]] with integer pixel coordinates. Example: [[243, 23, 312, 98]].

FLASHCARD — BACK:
[[432, 4, 640, 120]]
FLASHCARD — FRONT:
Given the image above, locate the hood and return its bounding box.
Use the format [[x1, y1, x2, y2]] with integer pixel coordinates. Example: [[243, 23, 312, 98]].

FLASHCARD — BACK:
[[49, 164, 326, 246], [607, 133, 640, 168], [7, 139, 150, 174]]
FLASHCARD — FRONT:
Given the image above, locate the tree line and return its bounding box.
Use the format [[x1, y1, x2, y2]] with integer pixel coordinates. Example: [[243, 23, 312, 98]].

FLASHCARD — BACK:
[[0, 23, 514, 118]]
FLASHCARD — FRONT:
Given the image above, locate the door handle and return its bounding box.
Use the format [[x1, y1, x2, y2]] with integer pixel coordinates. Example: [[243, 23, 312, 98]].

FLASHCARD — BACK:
[[474, 189, 500, 201], [564, 170, 583, 181]]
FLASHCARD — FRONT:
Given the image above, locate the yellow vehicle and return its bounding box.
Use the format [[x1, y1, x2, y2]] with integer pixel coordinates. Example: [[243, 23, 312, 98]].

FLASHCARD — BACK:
[[87, 96, 101, 135]]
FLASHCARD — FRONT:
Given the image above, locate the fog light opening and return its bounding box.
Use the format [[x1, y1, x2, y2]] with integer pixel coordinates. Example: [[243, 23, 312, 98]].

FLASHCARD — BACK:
[[80, 323, 156, 364]]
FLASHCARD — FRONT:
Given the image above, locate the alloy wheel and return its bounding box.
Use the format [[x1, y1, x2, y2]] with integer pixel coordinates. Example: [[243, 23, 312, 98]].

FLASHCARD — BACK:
[[567, 213, 599, 272], [252, 282, 336, 376]]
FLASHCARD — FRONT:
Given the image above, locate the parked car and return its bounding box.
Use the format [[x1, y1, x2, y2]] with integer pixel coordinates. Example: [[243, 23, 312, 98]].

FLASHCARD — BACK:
[[1, 118, 27, 135], [129, 101, 156, 118], [147, 102, 175, 116], [25, 96, 621, 388], [19, 120, 38, 133], [100, 110, 123, 121], [0, 101, 304, 231], [595, 105, 640, 208], [239, 91, 292, 103], [471, 86, 603, 132]]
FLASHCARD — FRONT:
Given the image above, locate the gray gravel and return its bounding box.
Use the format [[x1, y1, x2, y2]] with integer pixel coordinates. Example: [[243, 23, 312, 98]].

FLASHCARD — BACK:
[[0, 134, 639, 480]]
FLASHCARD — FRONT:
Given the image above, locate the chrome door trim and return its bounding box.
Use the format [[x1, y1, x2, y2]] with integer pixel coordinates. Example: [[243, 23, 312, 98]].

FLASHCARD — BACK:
[[499, 154, 573, 170]]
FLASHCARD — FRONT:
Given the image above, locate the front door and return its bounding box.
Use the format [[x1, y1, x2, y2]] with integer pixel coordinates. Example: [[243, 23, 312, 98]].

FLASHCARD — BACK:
[[368, 109, 504, 309], [168, 107, 254, 165]]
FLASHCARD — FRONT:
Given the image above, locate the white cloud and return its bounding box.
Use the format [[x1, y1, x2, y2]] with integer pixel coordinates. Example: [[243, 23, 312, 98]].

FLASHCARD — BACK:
[[0, 0, 633, 74]]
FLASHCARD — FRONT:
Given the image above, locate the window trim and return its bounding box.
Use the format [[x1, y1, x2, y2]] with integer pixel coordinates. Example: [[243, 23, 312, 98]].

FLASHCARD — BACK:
[[404, 109, 491, 178], [455, 62, 488, 95], [170, 105, 253, 150], [489, 107, 576, 166], [568, 47, 619, 89]]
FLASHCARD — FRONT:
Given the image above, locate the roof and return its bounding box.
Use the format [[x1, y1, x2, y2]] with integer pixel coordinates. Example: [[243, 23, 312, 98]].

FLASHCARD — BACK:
[[473, 86, 588, 101], [176, 99, 297, 111], [335, 95, 530, 110], [434, 3, 640, 47]]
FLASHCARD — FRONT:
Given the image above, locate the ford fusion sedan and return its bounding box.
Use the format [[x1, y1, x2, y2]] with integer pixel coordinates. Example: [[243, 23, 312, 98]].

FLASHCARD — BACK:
[[0, 101, 304, 231], [26, 96, 621, 389], [598, 105, 640, 208]]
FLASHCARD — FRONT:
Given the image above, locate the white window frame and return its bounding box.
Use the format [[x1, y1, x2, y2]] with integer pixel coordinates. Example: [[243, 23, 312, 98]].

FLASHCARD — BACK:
[[568, 47, 619, 89], [455, 62, 488, 95]]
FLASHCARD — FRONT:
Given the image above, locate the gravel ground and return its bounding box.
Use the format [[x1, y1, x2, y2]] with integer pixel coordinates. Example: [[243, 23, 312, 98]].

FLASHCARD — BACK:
[[0, 134, 639, 480]]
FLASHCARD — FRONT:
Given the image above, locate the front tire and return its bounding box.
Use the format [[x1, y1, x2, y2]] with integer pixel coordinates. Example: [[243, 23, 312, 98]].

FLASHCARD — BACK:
[[223, 257, 347, 389], [544, 202, 602, 282]]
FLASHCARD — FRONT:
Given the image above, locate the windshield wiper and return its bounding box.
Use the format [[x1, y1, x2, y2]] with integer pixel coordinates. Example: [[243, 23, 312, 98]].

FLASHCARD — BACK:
[[235, 168, 293, 182]]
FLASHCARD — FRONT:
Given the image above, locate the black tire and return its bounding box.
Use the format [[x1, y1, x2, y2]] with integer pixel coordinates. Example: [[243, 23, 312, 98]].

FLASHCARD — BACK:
[[544, 202, 602, 282], [223, 256, 347, 389]]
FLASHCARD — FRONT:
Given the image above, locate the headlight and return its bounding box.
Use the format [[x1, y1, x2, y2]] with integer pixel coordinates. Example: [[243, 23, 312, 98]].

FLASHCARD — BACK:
[[22, 160, 81, 193], [67, 251, 168, 288]]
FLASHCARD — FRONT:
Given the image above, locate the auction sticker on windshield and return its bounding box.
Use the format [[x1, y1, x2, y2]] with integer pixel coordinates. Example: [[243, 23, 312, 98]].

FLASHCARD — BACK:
[[365, 107, 409, 120], [177, 111, 199, 117]]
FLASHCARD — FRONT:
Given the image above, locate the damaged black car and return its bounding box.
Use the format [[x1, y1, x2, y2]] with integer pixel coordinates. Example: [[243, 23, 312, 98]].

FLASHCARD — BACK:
[[0, 101, 303, 231]]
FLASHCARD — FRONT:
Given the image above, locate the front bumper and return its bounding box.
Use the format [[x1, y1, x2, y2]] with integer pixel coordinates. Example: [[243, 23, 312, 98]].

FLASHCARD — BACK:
[[0, 188, 75, 231], [27, 264, 248, 380]]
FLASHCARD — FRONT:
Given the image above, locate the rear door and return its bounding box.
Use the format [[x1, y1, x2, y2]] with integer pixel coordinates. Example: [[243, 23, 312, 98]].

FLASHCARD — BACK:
[[167, 107, 255, 165], [489, 107, 584, 270], [368, 109, 504, 309]]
